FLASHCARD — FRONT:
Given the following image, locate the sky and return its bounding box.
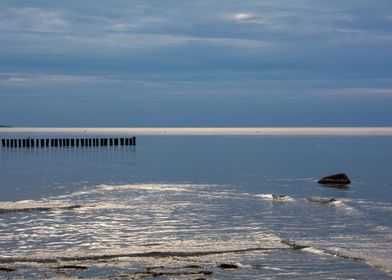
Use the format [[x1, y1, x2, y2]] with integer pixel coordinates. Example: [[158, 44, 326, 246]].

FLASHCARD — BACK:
[[0, 0, 392, 127]]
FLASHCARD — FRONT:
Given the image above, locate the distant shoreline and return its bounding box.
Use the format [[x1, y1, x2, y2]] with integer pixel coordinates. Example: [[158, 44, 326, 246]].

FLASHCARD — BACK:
[[1, 127, 392, 136]]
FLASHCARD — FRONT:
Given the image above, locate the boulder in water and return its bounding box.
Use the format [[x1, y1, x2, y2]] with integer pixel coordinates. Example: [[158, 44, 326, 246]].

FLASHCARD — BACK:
[[307, 196, 337, 205], [317, 173, 351, 185], [272, 194, 289, 200], [281, 240, 309, 250], [218, 263, 238, 269], [0, 267, 16, 272]]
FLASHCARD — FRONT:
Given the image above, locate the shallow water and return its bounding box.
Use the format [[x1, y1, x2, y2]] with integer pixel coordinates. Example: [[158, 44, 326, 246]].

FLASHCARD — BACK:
[[1, 129, 392, 279]]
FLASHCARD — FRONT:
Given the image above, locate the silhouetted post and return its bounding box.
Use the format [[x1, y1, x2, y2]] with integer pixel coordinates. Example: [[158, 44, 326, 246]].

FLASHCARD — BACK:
[[51, 139, 54, 146], [109, 138, 112, 146], [30, 139, 34, 147], [1, 139, 5, 147], [114, 138, 118, 146], [45, 139, 49, 147], [10, 139, 14, 148], [132, 137, 136, 146], [120, 138, 124, 146]]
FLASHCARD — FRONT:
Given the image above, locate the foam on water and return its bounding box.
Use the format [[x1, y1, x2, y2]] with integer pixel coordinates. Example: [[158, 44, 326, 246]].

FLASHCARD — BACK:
[[1, 183, 391, 279], [255, 193, 295, 201]]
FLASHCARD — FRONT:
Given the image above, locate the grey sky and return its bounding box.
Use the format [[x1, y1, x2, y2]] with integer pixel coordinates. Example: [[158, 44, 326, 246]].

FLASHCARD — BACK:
[[1, 0, 391, 127]]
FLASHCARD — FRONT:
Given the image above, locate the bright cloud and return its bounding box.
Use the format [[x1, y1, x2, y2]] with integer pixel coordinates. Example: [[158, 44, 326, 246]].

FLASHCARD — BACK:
[[232, 12, 253, 21]]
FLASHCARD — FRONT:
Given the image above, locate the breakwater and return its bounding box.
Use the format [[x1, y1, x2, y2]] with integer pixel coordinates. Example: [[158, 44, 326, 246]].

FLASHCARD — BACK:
[[1, 137, 136, 148]]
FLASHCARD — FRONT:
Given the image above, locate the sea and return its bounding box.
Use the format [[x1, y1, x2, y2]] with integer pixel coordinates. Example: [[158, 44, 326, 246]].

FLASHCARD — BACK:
[[1, 127, 392, 279]]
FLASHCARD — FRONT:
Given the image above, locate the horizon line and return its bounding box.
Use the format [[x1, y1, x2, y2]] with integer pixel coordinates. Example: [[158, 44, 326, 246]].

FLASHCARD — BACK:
[[1, 127, 392, 136]]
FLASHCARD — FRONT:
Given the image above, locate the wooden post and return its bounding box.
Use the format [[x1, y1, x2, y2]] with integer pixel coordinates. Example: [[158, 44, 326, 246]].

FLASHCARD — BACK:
[[46, 139, 49, 147], [120, 138, 124, 146], [31, 139, 34, 148], [36, 139, 39, 147], [114, 138, 118, 146], [1, 139, 5, 147], [132, 137, 136, 146]]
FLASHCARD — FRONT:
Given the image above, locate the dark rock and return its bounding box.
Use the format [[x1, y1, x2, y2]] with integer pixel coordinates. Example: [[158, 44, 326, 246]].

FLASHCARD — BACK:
[[317, 173, 351, 185], [306, 197, 338, 205], [56, 265, 87, 270], [0, 267, 16, 272], [184, 264, 202, 269], [218, 263, 238, 269], [272, 194, 288, 200], [281, 240, 309, 250]]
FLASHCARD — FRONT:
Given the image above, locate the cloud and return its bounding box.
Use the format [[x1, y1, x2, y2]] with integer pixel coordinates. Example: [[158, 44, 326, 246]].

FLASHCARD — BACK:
[[0, 72, 119, 86], [0, 7, 69, 33], [317, 87, 392, 97], [232, 13, 254, 21]]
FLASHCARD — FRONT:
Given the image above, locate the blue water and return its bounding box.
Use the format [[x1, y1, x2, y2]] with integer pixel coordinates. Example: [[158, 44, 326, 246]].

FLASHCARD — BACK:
[[1, 132, 392, 279]]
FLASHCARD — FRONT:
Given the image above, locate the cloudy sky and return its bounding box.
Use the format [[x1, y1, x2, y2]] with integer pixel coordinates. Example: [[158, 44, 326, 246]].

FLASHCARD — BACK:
[[1, 0, 391, 127]]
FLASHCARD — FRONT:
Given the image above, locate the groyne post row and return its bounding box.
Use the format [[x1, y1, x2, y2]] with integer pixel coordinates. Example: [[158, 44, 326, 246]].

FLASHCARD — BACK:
[[1, 137, 136, 148]]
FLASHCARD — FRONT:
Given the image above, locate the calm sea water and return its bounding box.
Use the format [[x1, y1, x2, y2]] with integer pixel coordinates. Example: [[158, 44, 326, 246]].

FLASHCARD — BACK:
[[1, 128, 392, 279]]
